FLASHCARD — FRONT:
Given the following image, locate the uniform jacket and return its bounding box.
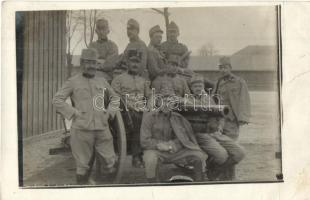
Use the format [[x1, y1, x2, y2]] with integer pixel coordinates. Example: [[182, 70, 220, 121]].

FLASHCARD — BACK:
[[147, 44, 166, 80], [161, 40, 189, 68], [89, 39, 119, 73], [140, 111, 201, 151], [52, 74, 120, 130], [111, 72, 151, 112], [123, 37, 148, 76], [213, 74, 251, 123], [151, 74, 190, 97]]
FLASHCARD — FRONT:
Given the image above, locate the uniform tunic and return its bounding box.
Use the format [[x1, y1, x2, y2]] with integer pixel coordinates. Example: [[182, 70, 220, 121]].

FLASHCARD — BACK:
[[184, 91, 245, 165], [147, 43, 167, 80], [89, 39, 119, 81], [140, 111, 207, 178], [123, 37, 148, 77], [111, 72, 151, 156], [214, 74, 251, 140], [161, 40, 189, 68], [151, 74, 190, 97], [52, 74, 120, 175]]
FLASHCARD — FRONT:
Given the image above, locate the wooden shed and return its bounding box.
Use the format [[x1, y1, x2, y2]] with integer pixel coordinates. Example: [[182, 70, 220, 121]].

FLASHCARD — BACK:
[[17, 11, 67, 138]]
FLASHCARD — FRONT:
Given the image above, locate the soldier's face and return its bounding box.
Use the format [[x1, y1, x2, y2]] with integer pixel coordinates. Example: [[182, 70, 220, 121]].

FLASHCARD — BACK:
[[167, 29, 179, 41], [191, 82, 205, 95], [151, 32, 162, 46], [81, 59, 97, 76], [96, 26, 109, 40], [219, 64, 232, 77], [127, 28, 139, 39], [128, 61, 140, 73]]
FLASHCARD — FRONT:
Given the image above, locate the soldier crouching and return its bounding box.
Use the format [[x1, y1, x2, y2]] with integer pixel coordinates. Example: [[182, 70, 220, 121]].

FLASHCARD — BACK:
[[52, 48, 120, 184], [186, 76, 245, 180], [140, 87, 207, 183]]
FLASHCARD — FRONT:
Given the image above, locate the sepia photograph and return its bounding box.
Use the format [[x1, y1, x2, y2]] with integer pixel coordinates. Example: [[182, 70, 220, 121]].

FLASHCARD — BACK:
[[16, 5, 282, 187]]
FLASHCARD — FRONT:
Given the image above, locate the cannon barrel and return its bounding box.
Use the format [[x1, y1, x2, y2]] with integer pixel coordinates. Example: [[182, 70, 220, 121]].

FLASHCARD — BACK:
[[176, 104, 230, 117]]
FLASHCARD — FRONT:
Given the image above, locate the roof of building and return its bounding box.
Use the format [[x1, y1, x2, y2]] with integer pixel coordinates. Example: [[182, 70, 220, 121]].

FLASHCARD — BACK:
[[189, 45, 278, 71]]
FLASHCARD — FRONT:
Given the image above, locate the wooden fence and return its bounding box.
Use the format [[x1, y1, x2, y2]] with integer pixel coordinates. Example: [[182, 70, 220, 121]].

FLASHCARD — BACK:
[[20, 11, 67, 138]]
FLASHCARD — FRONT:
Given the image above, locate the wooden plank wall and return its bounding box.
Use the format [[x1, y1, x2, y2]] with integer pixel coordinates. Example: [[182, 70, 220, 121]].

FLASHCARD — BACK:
[[22, 11, 66, 138]]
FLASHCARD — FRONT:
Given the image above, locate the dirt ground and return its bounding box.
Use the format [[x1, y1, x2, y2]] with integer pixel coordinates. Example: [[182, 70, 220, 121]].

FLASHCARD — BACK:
[[22, 91, 282, 187]]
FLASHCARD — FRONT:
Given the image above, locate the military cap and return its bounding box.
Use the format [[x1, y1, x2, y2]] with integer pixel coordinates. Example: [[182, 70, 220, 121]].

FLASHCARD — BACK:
[[167, 21, 179, 31], [127, 49, 142, 60], [80, 48, 98, 61], [218, 56, 231, 66], [127, 18, 139, 30], [149, 25, 163, 37], [96, 18, 109, 28], [190, 75, 204, 85]]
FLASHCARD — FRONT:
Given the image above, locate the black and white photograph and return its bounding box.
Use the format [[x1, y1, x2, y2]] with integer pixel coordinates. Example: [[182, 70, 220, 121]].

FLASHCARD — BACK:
[[16, 5, 282, 187]]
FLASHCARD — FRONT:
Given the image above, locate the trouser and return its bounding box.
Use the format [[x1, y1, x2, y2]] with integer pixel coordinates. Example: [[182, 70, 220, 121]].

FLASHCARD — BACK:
[[122, 110, 143, 157], [70, 128, 116, 175], [223, 119, 239, 141], [196, 133, 245, 165], [143, 149, 207, 181]]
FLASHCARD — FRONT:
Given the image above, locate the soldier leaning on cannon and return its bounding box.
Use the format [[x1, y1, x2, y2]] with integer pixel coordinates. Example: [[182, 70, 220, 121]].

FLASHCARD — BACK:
[[52, 48, 120, 184], [212, 56, 251, 179], [123, 18, 149, 78], [140, 87, 208, 183], [186, 75, 245, 181], [89, 18, 119, 83], [213, 56, 251, 140], [111, 55, 152, 168]]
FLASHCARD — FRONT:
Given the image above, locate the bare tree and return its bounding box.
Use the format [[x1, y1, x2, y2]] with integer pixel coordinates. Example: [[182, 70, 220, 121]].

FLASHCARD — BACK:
[[151, 8, 170, 40], [81, 10, 98, 48], [66, 10, 83, 78], [199, 43, 219, 56]]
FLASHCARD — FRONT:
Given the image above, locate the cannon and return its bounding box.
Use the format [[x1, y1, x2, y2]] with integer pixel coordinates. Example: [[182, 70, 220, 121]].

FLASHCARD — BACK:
[[49, 101, 231, 183]]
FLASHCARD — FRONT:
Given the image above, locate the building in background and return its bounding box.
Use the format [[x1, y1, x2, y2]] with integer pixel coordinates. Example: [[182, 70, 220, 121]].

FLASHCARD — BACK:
[[189, 45, 279, 91]]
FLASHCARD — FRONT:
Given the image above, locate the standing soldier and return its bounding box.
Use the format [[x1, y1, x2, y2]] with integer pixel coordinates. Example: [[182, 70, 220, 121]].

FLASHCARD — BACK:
[[161, 21, 190, 69], [53, 48, 120, 184], [123, 18, 148, 78], [111, 56, 152, 168], [213, 56, 251, 179], [147, 25, 167, 81], [89, 18, 119, 83]]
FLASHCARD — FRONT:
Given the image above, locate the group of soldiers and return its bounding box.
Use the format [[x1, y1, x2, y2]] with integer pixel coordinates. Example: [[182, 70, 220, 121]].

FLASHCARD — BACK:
[[52, 17, 251, 184]]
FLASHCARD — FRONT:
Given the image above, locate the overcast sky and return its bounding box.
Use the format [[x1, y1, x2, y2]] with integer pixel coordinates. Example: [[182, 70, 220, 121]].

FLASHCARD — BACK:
[[71, 6, 278, 56]]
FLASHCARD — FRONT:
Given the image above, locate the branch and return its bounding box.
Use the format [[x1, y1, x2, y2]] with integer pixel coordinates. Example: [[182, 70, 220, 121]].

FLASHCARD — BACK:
[[151, 8, 165, 15], [83, 10, 88, 48]]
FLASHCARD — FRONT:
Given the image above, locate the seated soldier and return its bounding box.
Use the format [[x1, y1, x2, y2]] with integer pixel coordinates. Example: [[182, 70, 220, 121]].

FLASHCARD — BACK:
[[53, 48, 120, 184], [111, 55, 151, 168], [151, 55, 190, 98], [186, 76, 245, 181], [140, 87, 207, 183]]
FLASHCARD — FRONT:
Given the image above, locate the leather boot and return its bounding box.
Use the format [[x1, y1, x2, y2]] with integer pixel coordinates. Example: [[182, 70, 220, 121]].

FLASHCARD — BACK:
[[192, 159, 204, 182], [76, 174, 89, 185]]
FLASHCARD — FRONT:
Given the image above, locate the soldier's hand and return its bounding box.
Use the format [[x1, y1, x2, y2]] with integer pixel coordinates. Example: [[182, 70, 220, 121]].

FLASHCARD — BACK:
[[73, 110, 83, 119]]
